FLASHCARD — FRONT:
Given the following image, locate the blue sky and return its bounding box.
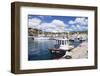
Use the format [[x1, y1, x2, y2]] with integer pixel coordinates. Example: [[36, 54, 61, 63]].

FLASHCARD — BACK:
[[28, 15, 88, 32]]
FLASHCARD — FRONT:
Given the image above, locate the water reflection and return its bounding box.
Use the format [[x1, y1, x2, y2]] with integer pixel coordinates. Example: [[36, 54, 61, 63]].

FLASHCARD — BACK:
[[28, 38, 81, 60]]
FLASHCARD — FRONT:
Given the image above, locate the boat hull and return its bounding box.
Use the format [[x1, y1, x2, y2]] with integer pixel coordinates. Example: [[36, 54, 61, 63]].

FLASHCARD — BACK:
[[49, 49, 66, 59]]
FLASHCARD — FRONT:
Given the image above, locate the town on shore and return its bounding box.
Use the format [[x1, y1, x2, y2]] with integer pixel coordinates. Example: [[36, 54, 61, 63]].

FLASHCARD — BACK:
[[28, 28, 88, 41], [28, 28, 88, 59]]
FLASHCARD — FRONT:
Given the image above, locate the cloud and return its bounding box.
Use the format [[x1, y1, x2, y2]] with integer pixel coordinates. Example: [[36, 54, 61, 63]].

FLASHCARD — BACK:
[[40, 23, 56, 31], [75, 17, 88, 25], [28, 17, 88, 32], [52, 19, 66, 30], [68, 20, 75, 24], [28, 18, 41, 28], [52, 19, 65, 26], [68, 17, 88, 31], [40, 19, 66, 32], [68, 17, 88, 26]]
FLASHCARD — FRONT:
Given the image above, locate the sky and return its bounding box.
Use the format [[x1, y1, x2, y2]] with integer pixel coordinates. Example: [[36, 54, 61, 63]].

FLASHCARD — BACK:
[[28, 15, 88, 32]]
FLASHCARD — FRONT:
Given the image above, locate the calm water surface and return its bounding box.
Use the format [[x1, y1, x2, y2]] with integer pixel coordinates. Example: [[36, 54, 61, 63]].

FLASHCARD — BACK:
[[28, 38, 81, 60]]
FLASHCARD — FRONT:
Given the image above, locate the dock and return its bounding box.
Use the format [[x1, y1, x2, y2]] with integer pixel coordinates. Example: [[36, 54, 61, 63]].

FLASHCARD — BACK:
[[62, 41, 88, 59]]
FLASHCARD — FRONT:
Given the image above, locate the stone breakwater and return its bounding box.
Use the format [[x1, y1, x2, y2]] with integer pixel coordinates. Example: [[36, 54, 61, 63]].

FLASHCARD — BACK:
[[71, 41, 88, 59], [63, 41, 88, 59]]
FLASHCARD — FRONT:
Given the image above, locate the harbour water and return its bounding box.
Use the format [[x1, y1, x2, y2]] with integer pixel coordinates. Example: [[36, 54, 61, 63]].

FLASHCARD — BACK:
[[28, 38, 83, 61]]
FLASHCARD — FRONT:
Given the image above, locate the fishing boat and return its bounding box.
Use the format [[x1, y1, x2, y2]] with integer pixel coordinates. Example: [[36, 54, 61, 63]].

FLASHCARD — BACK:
[[49, 37, 74, 59]]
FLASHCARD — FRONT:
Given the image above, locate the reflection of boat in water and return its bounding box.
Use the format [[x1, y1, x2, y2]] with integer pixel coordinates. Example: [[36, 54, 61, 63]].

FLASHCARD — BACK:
[[49, 38, 74, 59]]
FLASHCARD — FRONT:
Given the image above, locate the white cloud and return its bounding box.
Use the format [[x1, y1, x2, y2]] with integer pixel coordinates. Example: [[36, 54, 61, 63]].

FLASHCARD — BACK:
[[28, 18, 41, 28], [52, 19, 65, 26], [36, 19, 67, 32], [28, 17, 88, 32], [68, 20, 75, 24], [51, 19, 68, 32], [40, 23, 56, 31], [68, 17, 88, 26], [76, 24, 80, 28], [64, 28, 73, 32], [68, 17, 88, 31], [75, 17, 88, 25], [40, 20, 65, 32]]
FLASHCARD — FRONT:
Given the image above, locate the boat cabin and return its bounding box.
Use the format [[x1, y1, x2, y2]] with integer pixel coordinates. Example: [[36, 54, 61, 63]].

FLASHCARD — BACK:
[[56, 38, 69, 46]]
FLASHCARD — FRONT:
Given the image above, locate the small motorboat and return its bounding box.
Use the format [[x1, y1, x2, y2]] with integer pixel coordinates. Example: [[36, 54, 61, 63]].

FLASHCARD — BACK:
[[49, 38, 74, 59]]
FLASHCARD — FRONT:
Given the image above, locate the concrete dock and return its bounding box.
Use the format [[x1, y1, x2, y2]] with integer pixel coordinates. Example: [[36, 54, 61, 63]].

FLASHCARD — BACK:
[[63, 41, 88, 59]]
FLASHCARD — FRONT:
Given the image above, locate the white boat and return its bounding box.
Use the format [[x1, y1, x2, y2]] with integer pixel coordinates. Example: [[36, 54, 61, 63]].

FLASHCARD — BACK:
[[55, 38, 74, 50], [49, 37, 74, 58]]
